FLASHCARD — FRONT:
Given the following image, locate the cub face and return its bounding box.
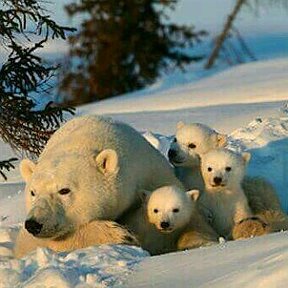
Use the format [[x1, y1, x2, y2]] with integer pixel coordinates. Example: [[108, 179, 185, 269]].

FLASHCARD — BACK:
[[168, 122, 227, 167], [201, 149, 251, 191], [145, 186, 199, 233]]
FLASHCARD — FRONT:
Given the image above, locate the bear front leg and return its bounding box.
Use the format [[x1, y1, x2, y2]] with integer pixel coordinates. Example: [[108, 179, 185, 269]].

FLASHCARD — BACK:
[[80, 220, 139, 247], [232, 217, 270, 240], [14, 228, 46, 258], [47, 220, 140, 253], [177, 230, 218, 251]]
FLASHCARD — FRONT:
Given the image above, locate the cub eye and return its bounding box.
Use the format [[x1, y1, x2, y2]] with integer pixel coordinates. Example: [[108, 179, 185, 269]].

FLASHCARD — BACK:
[[173, 208, 179, 213], [153, 208, 159, 213], [58, 188, 71, 195], [173, 138, 177, 143], [226, 167, 232, 172], [31, 191, 35, 197], [208, 167, 212, 172], [188, 143, 196, 149]]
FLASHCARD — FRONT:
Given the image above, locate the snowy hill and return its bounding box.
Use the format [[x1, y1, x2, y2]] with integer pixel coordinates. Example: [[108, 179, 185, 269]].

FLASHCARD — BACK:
[[0, 57, 288, 287]]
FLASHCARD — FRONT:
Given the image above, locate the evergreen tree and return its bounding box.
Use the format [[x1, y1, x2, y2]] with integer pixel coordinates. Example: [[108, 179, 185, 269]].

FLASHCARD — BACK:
[[0, 0, 75, 180], [61, 0, 206, 104]]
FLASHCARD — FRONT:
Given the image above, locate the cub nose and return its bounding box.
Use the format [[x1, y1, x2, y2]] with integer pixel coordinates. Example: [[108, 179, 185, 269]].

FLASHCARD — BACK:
[[168, 149, 177, 160], [25, 218, 43, 236], [160, 221, 170, 229], [213, 177, 222, 185]]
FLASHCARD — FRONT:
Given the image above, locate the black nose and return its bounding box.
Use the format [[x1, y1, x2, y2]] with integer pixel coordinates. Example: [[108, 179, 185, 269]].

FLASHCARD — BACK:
[[25, 218, 43, 236], [160, 221, 170, 229], [213, 177, 222, 185], [168, 149, 177, 160]]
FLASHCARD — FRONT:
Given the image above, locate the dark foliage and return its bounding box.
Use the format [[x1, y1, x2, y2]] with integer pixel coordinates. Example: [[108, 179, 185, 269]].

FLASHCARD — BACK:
[[60, 0, 207, 105], [0, 0, 76, 180]]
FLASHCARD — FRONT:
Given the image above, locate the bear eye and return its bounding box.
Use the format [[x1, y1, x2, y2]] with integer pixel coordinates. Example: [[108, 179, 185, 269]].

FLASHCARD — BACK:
[[173, 138, 177, 143], [226, 167, 232, 172], [31, 190, 35, 197], [188, 143, 196, 149], [153, 208, 159, 213], [208, 167, 212, 172], [173, 208, 179, 213], [58, 188, 71, 195]]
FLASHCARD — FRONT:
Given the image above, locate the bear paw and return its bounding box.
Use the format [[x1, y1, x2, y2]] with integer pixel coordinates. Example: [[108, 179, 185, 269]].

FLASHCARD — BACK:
[[232, 217, 270, 240], [100, 221, 139, 246]]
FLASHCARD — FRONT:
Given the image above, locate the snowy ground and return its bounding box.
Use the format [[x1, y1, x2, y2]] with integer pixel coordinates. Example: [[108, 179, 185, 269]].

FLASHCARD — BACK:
[[0, 56, 288, 286]]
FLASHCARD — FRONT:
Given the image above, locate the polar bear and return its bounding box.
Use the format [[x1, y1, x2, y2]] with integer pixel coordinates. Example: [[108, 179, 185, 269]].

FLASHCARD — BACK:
[[199, 149, 268, 239], [120, 186, 218, 255], [168, 122, 227, 191], [168, 122, 288, 235], [15, 116, 182, 257]]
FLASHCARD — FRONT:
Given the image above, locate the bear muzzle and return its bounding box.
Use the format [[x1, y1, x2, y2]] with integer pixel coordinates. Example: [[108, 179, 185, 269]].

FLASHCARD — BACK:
[[25, 218, 43, 236]]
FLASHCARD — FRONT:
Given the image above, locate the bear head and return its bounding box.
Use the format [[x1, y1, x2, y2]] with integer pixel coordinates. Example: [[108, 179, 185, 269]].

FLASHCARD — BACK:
[[142, 186, 199, 233], [168, 122, 227, 167], [20, 149, 119, 239], [201, 148, 251, 192]]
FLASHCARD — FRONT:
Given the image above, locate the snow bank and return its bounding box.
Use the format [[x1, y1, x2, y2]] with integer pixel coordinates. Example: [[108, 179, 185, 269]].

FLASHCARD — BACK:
[[123, 231, 288, 288], [79, 58, 288, 115], [0, 227, 148, 288], [228, 117, 288, 212]]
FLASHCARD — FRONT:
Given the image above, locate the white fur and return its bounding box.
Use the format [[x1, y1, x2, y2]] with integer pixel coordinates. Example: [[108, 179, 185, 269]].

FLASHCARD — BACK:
[[170, 122, 288, 237], [169, 122, 226, 190], [16, 116, 182, 256], [120, 186, 200, 255], [199, 149, 252, 238]]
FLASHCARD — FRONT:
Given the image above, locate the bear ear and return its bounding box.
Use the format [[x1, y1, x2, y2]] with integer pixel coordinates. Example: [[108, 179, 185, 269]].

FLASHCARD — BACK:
[[216, 133, 228, 147], [138, 189, 151, 203], [20, 159, 36, 183], [187, 189, 200, 202], [242, 152, 251, 164], [95, 149, 119, 174], [177, 121, 185, 130]]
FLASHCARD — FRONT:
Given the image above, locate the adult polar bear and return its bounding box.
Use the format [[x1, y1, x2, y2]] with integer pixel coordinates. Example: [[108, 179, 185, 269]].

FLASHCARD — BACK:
[[15, 116, 183, 258]]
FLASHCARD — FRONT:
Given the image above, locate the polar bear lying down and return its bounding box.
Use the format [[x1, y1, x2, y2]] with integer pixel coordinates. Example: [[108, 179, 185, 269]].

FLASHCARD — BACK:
[[15, 116, 184, 258]]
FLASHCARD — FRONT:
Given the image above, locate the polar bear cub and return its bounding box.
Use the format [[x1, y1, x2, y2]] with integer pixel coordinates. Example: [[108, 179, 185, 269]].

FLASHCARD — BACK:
[[199, 149, 266, 239], [169, 121, 288, 235], [120, 186, 218, 255], [168, 122, 227, 190]]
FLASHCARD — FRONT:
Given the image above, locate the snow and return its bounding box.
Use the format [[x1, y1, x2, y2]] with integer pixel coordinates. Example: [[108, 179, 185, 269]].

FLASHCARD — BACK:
[[79, 58, 288, 115], [0, 231, 148, 288], [1, 40, 288, 288], [1, 1, 288, 286], [123, 232, 288, 288]]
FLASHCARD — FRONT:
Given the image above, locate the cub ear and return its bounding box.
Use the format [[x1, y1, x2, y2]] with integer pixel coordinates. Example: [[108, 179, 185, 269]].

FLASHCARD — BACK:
[[187, 189, 200, 202], [216, 133, 228, 147], [242, 152, 251, 164], [20, 159, 36, 183], [138, 189, 152, 203], [94, 149, 119, 174], [177, 121, 185, 130]]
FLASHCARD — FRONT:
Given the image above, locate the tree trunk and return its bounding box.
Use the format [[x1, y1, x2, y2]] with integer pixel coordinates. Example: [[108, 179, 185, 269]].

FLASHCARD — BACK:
[[205, 0, 247, 69]]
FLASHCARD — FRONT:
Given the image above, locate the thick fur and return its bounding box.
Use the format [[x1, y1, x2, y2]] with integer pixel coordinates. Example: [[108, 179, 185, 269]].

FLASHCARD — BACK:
[[15, 116, 182, 257], [199, 149, 265, 240], [15, 220, 138, 258], [120, 186, 218, 255], [169, 121, 288, 235], [169, 122, 227, 191]]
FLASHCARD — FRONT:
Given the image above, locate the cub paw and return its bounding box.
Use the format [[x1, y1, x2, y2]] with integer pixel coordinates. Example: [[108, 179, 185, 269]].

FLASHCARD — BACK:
[[232, 217, 270, 240]]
